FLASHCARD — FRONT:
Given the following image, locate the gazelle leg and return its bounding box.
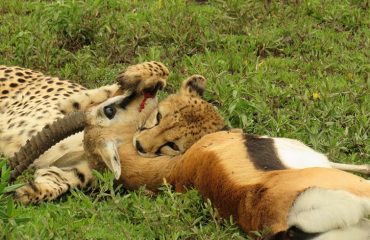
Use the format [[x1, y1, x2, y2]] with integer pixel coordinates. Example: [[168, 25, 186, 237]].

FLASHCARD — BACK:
[[330, 162, 370, 175]]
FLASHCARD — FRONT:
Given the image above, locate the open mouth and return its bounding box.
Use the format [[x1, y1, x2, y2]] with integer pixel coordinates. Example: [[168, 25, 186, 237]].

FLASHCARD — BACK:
[[139, 82, 163, 112]]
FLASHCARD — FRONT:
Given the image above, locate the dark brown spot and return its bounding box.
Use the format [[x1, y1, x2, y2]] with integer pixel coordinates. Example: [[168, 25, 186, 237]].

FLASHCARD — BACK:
[[17, 120, 25, 127], [3, 136, 12, 141], [28, 130, 37, 137], [10, 83, 18, 88], [72, 102, 80, 110]]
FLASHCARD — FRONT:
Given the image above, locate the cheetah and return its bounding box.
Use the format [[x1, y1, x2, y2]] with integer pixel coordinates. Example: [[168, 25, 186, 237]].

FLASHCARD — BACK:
[[0, 65, 119, 160]]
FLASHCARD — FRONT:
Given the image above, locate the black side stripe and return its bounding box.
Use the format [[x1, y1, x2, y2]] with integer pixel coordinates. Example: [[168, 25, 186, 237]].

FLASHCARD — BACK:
[[118, 93, 137, 109], [243, 134, 285, 171]]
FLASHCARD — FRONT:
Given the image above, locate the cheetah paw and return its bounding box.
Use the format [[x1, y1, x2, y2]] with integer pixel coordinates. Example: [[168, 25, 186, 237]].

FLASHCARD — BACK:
[[14, 181, 63, 204], [117, 61, 169, 94]]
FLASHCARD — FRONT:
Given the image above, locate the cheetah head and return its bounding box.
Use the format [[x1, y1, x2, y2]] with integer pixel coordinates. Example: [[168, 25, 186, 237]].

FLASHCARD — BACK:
[[133, 75, 226, 157]]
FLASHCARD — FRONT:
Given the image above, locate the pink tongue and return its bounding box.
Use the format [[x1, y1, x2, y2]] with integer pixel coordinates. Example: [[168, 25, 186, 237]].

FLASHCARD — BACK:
[[139, 92, 154, 112]]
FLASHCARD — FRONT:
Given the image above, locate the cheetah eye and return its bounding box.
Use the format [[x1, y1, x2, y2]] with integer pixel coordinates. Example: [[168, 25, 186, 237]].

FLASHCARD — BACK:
[[155, 142, 180, 156], [166, 142, 179, 151], [156, 112, 162, 123], [104, 104, 116, 119]]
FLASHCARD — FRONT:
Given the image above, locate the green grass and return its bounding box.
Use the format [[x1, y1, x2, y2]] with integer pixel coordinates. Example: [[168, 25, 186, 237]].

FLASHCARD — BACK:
[[0, 0, 369, 239]]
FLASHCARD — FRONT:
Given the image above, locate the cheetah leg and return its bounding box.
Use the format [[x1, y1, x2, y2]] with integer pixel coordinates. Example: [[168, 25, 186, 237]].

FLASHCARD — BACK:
[[60, 61, 169, 114], [14, 158, 92, 204], [60, 84, 120, 114]]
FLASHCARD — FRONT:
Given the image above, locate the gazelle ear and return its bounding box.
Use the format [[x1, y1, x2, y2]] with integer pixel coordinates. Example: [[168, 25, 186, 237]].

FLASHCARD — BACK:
[[97, 140, 121, 180], [180, 75, 207, 98]]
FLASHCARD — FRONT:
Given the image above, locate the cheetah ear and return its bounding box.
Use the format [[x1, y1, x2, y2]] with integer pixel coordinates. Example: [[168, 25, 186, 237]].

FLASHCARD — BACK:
[[97, 140, 121, 180], [180, 75, 207, 98]]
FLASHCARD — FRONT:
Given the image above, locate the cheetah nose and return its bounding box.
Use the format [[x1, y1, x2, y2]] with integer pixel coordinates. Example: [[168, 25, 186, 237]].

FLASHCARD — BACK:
[[135, 140, 146, 154]]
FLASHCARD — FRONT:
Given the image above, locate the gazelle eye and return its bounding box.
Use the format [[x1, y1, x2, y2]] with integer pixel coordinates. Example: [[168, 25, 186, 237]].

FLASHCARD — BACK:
[[156, 112, 162, 123], [104, 105, 116, 119]]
